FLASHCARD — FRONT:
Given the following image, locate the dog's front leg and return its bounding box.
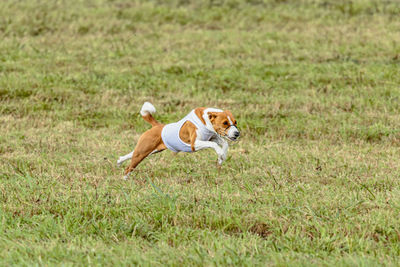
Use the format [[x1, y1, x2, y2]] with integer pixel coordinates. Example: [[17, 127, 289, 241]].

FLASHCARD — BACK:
[[194, 140, 225, 165], [213, 136, 229, 163]]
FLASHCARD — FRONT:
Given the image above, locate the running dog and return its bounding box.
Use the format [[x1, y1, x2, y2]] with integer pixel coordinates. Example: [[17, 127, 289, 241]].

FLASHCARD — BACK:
[[117, 102, 240, 179]]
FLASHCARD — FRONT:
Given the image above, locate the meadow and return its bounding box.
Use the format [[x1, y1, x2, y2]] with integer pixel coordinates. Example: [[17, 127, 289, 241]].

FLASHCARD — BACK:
[[1, 0, 400, 265]]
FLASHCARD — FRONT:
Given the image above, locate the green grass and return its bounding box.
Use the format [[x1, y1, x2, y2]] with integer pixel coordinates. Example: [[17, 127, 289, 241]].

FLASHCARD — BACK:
[[1, 0, 400, 265]]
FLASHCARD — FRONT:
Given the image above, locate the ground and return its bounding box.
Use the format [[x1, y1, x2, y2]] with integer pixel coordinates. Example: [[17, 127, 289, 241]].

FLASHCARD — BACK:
[[1, 0, 400, 265]]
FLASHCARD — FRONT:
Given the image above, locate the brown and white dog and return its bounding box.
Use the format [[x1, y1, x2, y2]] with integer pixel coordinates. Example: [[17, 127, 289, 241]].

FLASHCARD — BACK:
[[117, 102, 240, 179]]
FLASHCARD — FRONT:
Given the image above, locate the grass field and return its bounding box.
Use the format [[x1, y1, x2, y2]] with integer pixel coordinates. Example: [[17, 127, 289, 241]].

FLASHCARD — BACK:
[[1, 0, 400, 265]]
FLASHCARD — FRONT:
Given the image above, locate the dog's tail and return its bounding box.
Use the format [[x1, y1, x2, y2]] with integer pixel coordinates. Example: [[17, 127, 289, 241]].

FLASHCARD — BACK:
[[140, 102, 160, 127]]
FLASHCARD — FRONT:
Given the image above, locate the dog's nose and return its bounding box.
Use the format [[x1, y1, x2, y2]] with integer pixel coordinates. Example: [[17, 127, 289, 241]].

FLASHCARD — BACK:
[[234, 132, 240, 138]]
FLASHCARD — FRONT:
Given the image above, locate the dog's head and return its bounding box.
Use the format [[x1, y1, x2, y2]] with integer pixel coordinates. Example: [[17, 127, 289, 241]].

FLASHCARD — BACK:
[[207, 110, 240, 141]]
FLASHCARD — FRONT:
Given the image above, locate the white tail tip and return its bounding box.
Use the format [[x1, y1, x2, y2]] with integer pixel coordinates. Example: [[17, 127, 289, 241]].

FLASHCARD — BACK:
[[140, 102, 156, 116]]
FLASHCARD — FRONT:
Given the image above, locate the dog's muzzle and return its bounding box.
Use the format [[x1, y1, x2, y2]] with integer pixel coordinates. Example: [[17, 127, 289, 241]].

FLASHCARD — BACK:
[[227, 125, 240, 141]]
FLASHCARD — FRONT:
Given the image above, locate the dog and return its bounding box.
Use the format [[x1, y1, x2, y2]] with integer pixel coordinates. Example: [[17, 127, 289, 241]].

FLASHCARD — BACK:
[[117, 102, 240, 179]]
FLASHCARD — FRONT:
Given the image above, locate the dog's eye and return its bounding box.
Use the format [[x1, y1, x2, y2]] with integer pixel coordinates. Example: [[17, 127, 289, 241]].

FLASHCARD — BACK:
[[223, 121, 228, 125]]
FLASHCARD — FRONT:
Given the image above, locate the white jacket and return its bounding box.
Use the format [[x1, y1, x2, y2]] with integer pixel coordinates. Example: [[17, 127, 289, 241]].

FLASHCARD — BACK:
[[161, 110, 215, 152]]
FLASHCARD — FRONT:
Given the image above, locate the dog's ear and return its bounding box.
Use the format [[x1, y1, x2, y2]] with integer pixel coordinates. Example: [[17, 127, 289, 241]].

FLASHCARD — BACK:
[[208, 112, 217, 121]]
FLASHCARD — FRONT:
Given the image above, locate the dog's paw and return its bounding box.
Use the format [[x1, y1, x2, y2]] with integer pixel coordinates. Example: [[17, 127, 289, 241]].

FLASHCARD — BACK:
[[123, 175, 129, 180], [117, 157, 125, 166], [221, 152, 227, 161]]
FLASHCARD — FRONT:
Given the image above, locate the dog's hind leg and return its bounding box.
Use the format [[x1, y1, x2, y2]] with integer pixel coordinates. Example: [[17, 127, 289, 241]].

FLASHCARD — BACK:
[[118, 147, 164, 167], [117, 150, 134, 166], [123, 125, 166, 180]]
